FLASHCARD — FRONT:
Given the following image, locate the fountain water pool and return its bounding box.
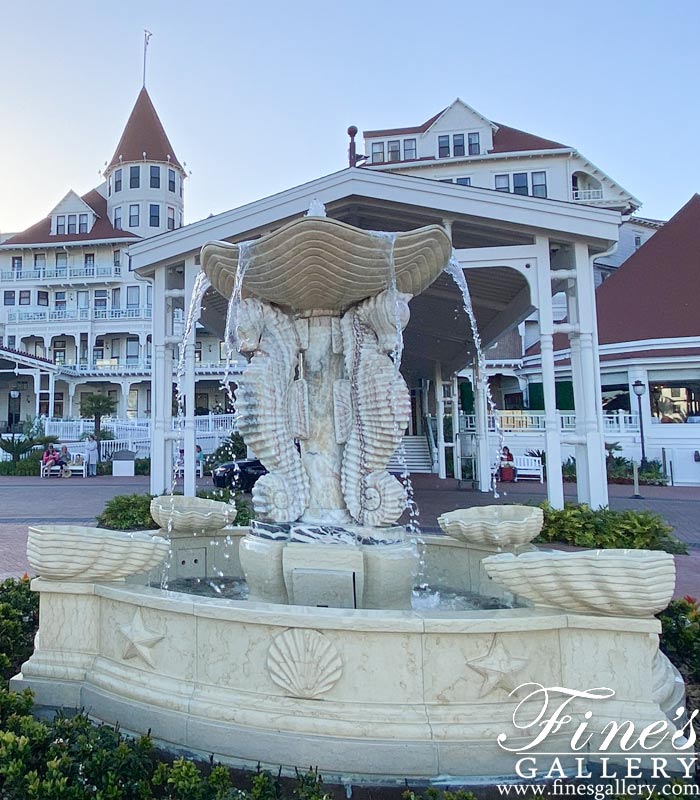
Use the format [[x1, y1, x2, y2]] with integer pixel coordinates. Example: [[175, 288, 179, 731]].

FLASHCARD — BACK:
[[12, 214, 686, 783]]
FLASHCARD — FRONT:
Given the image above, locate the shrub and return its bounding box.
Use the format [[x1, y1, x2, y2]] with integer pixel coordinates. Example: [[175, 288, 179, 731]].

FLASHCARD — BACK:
[[97, 460, 113, 475], [0, 577, 39, 683], [659, 597, 700, 683], [96, 493, 156, 530], [135, 457, 151, 475], [535, 502, 686, 554], [197, 488, 254, 526]]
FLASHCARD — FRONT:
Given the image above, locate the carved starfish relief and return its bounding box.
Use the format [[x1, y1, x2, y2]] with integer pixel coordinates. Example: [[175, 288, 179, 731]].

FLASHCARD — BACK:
[[119, 608, 164, 669], [467, 636, 529, 697]]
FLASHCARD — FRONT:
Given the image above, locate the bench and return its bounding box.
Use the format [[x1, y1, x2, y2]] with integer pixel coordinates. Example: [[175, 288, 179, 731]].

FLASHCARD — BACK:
[[40, 461, 88, 478], [173, 462, 204, 478], [513, 455, 544, 482]]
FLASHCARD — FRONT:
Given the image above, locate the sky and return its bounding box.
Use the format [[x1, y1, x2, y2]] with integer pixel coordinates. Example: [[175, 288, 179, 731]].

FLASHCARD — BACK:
[[1, 0, 699, 234]]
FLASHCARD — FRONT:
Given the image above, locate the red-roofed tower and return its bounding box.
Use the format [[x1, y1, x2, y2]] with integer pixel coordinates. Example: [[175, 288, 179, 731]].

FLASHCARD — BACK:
[[104, 88, 186, 238]]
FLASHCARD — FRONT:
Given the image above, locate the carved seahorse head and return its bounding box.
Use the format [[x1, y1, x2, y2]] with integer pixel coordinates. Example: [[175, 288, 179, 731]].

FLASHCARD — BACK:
[[235, 298, 266, 353], [355, 289, 412, 354]]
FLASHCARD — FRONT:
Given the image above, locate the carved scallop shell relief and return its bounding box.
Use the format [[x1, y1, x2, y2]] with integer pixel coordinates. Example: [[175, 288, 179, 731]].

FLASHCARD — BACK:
[[267, 628, 343, 699]]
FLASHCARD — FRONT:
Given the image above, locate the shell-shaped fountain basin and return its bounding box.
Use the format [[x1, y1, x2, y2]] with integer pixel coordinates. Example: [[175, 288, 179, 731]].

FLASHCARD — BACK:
[[482, 548, 676, 617], [200, 216, 452, 310], [437, 505, 543, 549], [27, 526, 168, 581], [150, 496, 237, 533]]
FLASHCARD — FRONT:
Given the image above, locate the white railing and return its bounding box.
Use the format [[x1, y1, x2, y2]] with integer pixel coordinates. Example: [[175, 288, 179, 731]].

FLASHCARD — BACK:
[[0, 265, 121, 282], [571, 189, 604, 202], [6, 307, 152, 324], [44, 414, 237, 442], [458, 410, 640, 434]]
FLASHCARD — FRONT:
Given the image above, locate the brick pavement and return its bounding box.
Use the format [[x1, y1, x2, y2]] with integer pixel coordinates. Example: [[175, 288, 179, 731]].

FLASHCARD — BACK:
[[0, 474, 698, 594]]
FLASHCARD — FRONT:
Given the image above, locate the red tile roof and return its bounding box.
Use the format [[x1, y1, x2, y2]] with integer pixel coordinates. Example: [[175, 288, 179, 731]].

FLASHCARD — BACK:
[[363, 106, 568, 155], [363, 109, 447, 138], [107, 87, 182, 171], [490, 123, 568, 153], [527, 194, 700, 357], [594, 194, 700, 345], [1, 189, 139, 246]]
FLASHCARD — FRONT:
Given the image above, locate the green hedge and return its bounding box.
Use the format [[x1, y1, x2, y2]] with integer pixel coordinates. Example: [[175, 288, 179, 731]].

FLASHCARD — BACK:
[[535, 502, 687, 554]]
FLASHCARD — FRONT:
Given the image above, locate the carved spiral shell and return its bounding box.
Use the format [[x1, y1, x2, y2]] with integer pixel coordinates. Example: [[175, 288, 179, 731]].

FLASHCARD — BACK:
[[252, 473, 306, 523], [267, 628, 343, 699]]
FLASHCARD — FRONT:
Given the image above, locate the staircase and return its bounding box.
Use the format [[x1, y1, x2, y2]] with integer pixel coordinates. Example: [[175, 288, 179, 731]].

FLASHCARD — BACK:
[[387, 435, 435, 474]]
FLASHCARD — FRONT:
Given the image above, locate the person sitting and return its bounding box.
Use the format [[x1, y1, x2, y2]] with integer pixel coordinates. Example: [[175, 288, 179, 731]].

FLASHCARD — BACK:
[[42, 444, 60, 476], [499, 446, 517, 481], [58, 445, 71, 466]]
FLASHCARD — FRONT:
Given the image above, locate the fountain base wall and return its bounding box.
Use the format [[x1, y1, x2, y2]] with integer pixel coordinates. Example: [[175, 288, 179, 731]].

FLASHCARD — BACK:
[[12, 573, 684, 782]]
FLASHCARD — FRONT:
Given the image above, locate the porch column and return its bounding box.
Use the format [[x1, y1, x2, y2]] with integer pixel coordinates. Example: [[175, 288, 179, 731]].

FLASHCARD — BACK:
[[183, 256, 198, 497], [48, 373, 55, 419], [434, 361, 446, 479], [67, 383, 76, 418], [473, 367, 492, 492], [150, 268, 172, 496], [566, 281, 589, 503], [572, 242, 608, 508], [535, 237, 564, 509], [33, 371, 41, 417], [451, 374, 461, 479]]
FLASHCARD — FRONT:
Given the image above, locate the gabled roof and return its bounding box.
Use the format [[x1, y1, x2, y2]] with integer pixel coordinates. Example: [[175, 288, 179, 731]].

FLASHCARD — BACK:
[[106, 87, 182, 171], [363, 99, 569, 154], [50, 189, 97, 217], [594, 194, 700, 344], [363, 108, 447, 138], [490, 123, 568, 153], [1, 188, 139, 246]]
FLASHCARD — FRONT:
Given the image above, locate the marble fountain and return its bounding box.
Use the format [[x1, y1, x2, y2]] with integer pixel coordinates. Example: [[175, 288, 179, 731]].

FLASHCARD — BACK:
[[12, 213, 687, 783]]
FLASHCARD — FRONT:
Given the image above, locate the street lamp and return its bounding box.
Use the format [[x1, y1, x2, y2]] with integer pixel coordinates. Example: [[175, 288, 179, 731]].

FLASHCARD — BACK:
[[632, 380, 647, 469]]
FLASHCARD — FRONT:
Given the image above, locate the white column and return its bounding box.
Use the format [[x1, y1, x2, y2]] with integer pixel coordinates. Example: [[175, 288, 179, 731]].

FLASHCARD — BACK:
[[67, 383, 76, 418], [473, 367, 492, 492], [183, 257, 198, 497], [434, 361, 446, 479], [451, 374, 461, 479], [48, 373, 55, 419], [535, 236, 564, 509], [32, 371, 41, 417], [150, 269, 172, 495], [573, 241, 608, 508], [566, 280, 590, 503]]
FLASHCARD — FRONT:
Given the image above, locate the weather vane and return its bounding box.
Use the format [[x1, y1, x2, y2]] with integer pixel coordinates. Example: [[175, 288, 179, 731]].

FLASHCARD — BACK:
[[143, 30, 153, 88]]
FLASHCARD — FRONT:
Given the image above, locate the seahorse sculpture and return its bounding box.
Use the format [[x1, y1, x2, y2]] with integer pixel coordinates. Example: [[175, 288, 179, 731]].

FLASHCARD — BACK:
[[234, 298, 310, 522], [339, 290, 412, 527]]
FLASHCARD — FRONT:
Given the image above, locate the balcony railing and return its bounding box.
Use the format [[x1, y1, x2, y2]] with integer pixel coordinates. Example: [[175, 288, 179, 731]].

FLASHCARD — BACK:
[[458, 410, 640, 434], [0, 265, 122, 282], [55, 359, 240, 377], [6, 306, 152, 323], [571, 189, 604, 202]]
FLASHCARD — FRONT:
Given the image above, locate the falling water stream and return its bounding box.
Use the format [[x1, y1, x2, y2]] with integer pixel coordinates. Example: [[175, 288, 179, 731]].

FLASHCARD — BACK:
[[445, 253, 506, 497]]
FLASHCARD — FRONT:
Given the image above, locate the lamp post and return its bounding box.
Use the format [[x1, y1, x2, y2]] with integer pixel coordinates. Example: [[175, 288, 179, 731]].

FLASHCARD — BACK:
[[632, 380, 647, 469]]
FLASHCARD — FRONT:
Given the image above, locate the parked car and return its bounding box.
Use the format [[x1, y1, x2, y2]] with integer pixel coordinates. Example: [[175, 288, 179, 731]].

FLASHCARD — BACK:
[[212, 458, 267, 492]]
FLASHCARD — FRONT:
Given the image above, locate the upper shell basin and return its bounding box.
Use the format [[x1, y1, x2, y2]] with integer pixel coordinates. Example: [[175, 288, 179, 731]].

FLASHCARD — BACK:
[[201, 217, 452, 312], [482, 548, 676, 617], [150, 495, 237, 532], [28, 525, 168, 581], [437, 505, 543, 549]]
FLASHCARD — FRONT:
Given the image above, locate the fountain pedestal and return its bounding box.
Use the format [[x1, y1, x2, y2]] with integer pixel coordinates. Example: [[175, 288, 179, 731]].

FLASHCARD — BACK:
[[239, 530, 418, 610]]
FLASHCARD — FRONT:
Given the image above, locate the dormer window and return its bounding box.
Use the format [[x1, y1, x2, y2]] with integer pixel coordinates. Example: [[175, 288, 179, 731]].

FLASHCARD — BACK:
[[404, 139, 416, 160], [67, 215, 77, 234], [79, 214, 89, 234], [388, 140, 401, 162], [56, 215, 66, 235], [371, 142, 384, 163], [115, 169, 122, 192], [468, 132, 480, 155], [453, 134, 465, 157], [438, 136, 450, 158]]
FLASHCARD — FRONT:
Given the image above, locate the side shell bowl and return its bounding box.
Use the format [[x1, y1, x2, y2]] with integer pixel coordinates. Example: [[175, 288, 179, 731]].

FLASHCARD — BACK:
[[27, 525, 168, 581], [482, 548, 676, 617], [437, 505, 543, 549], [150, 495, 237, 532]]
